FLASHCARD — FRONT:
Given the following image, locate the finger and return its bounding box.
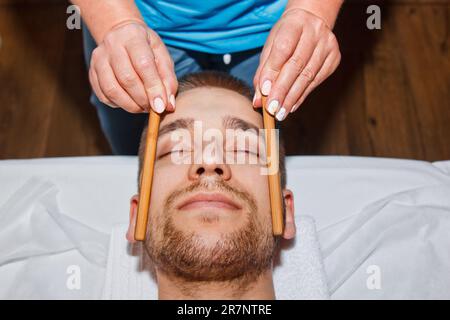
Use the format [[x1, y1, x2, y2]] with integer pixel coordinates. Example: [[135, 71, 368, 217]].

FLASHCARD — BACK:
[[274, 40, 329, 120], [149, 30, 178, 111], [266, 31, 316, 116], [126, 37, 167, 114], [291, 49, 341, 113], [110, 46, 150, 111], [89, 48, 115, 107], [89, 66, 116, 107], [258, 23, 302, 104], [253, 89, 262, 108], [95, 59, 144, 113], [253, 24, 280, 108]]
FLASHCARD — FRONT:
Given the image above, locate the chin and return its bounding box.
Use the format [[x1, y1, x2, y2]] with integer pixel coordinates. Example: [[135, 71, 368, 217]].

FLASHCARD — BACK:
[[175, 213, 245, 240]]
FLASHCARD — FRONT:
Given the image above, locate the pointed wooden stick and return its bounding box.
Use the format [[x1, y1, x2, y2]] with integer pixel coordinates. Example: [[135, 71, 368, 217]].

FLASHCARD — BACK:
[[261, 96, 284, 236], [135, 109, 161, 241]]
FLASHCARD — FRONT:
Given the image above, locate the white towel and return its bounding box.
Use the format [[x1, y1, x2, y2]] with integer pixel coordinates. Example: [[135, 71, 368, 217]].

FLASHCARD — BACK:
[[102, 216, 329, 300]]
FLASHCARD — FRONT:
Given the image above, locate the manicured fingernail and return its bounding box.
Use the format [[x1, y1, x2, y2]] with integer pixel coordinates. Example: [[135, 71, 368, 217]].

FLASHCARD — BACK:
[[252, 94, 257, 106], [153, 97, 165, 113], [276, 107, 287, 121], [169, 94, 176, 109], [261, 80, 272, 96], [267, 100, 279, 115]]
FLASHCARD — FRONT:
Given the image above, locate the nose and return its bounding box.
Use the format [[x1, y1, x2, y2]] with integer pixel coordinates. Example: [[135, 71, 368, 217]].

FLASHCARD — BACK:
[[188, 157, 232, 181]]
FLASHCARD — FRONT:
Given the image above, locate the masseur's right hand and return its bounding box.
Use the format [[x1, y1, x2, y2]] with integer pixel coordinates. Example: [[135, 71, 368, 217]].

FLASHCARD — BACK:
[[89, 21, 177, 113]]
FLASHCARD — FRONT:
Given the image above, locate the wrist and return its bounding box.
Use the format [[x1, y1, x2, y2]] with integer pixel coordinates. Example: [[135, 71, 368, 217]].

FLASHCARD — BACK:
[[95, 16, 147, 43], [107, 19, 148, 34], [285, 0, 344, 29], [72, 0, 145, 43]]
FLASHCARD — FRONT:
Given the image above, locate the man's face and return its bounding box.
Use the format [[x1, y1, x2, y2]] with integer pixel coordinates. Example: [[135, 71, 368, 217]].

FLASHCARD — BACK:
[[131, 87, 282, 282]]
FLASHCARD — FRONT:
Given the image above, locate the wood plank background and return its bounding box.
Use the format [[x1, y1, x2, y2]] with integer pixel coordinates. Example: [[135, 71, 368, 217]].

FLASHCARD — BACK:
[[0, 0, 449, 160]]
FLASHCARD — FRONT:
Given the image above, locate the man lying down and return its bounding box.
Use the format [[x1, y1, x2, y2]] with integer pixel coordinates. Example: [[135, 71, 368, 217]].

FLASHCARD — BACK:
[[126, 71, 296, 300]]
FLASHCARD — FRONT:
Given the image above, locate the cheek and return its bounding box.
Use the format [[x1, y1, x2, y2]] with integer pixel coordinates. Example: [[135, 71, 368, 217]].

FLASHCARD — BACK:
[[148, 164, 187, 226], [232, 165, 271, 216]]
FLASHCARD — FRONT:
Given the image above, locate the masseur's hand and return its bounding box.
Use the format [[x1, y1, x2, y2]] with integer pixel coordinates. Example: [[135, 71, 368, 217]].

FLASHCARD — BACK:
[[89, 21, 177, 113], [253, 7, 341, 121]]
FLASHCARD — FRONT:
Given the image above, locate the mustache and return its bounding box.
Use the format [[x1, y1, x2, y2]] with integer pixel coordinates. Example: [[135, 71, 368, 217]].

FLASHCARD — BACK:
[[164, 178, 257, 212]]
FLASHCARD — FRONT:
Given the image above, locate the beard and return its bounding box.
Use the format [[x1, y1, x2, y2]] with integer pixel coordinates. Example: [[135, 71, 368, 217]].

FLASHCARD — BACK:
[[144, 179, 276, 284]]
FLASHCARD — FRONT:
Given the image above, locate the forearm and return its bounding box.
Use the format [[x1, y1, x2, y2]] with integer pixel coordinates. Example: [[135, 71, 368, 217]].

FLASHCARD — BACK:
[[70, 0, 144, 43], [285, 0, 344, 28]]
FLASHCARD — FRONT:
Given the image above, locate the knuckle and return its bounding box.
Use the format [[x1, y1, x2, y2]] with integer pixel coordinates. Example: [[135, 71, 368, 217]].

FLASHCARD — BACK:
[[287, 57, 305, 75], [117, 72, 137, 87], [275, 82, 290, 94], [328, 32, 337, 42], [135, 57, 153, 71], [274, 39, 295, 57], [265, 64, 281, 75], [147, 28, 159, 41], [150, 37, 163, 51], [99, 96, 113, 107], [328, 33, 339, 48], [127, 23, 143, 33], [91, 48, 101, 62], [103, 33, 117, 48], [309, 79, 319, 89], [312, 20, 327, 37], [98, 95, 107, 104], [284, 97, 296, 109], [145, 82, 164, 96], [319, 21, 328, 32], [310, 19, 321, 32], [316, 18, 327, 31], [147, 30, 164, 48], [103, 84, 119, 98], [301, 67, 315, 82], [127, 35, 147, 48]]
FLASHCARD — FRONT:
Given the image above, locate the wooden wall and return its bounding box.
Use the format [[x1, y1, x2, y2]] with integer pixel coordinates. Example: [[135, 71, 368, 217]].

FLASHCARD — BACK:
[[0, 0, 449, 160]]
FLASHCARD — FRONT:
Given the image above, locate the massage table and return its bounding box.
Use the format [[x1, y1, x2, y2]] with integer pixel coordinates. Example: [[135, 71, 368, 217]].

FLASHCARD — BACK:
[[0, 156, 449, 299]]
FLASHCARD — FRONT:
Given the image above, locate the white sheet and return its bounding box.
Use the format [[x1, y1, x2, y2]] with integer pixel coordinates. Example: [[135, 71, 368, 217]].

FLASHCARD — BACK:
[[0, 156, 449, 299]]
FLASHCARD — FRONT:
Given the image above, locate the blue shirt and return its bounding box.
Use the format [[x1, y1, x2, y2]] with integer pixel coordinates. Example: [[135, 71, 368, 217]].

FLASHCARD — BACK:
[[135, 0, 287, 54]]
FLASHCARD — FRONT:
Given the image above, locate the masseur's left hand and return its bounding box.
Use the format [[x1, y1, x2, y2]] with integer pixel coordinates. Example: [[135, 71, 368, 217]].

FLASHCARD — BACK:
[[253, 2, 342, 121]]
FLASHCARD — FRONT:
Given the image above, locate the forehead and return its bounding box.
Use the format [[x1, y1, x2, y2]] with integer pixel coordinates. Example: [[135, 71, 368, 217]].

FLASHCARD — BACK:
[[160, 87, 263, 129]]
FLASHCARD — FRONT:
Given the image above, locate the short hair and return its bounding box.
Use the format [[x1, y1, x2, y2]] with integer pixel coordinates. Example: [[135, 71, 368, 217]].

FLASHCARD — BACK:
[[138, 71, 287, 190]]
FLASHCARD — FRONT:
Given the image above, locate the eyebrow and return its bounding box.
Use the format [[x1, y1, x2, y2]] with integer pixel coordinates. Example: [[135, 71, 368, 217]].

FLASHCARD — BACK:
[[158, 118, 195, 139], [157, 116, 261, 139], [222, 116, 260, 133]]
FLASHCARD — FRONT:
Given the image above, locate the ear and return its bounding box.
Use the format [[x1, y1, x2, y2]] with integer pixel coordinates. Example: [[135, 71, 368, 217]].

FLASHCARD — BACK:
[[282, 189, 296, 240], [126, 195, 139, 243]]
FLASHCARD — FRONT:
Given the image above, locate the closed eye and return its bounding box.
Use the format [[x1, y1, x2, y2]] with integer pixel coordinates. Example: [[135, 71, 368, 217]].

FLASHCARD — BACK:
[[159, 149, 259, 159], [158, 149, 192, 159], [233, 149, 260, 157]]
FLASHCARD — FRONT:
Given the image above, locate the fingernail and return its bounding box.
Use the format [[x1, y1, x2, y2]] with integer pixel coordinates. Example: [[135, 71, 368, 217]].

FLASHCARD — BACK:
[[276, 107, 287, 121], [169, 94, 176, 110], [153, 97, 165, 113], [261, 80, 272, 96], [267, 100, 279, 115]]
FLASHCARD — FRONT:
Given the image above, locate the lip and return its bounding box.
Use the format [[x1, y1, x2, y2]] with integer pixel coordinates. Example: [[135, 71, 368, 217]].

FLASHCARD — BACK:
[[177, 192, 242, 211]]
